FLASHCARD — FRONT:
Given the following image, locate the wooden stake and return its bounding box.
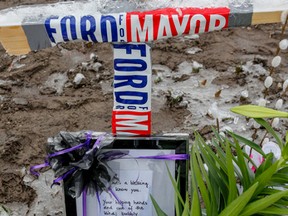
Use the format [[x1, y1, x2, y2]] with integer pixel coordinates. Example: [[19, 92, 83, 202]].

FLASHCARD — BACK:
[[0, 26, 31, 55]]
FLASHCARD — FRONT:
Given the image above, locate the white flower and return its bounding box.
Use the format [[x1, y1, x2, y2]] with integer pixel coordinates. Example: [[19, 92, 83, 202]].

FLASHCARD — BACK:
[[241, 90, 249, 98], [271, 56, 282, 68], [283, 79, 288, 92], [258, 98, 267, 107], [262, 142, 281, 159], [264, 76, 273, 88], [272, 118, 280, 128], [279, 39, 288, 50], [275, 99, 283, 109], [263, 138, 270, 145]]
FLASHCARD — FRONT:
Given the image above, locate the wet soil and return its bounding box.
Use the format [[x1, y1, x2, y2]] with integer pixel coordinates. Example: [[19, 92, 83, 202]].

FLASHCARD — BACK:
[[0, 0, 287, 214]]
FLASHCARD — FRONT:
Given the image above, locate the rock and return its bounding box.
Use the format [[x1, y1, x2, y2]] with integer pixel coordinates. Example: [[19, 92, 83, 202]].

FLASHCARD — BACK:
[[43, 73, 68, 94], [81, 62, 89, 70], [177, 61, 203, 74], [242, 61, 268, 76], [90, 53, 98, 61], [184, 34, 199, 39], [91, 62, 102, 72], [152, 64, 172, 74], [39, 86, 57, 95], [185, 47, 202, 55], [172, 74, 190, 82], [12, 98, 28, 106], [10, 58, 26, 70], [0, 80, 13, 91], [73, 73, 86, 86], [165, 90, 185, 108]]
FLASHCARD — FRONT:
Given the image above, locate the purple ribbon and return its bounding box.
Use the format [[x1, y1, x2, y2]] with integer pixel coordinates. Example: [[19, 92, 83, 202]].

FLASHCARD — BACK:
[[30, 132, 93, 176], [30, 161, 50, 177], [52, 167, 77, 187], [48, 132, 92, 158], [92, 134, 105, 149], [137, 154, 190, 160]]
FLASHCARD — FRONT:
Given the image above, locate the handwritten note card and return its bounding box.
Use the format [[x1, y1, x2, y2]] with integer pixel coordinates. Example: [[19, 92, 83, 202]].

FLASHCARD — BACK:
[[76, 149, 175, 216], [100, 170, 153, 216]]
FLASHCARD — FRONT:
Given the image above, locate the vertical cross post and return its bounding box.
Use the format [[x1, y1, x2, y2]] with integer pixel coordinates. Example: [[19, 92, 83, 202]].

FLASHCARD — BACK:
[[112, 43, 152, 136]]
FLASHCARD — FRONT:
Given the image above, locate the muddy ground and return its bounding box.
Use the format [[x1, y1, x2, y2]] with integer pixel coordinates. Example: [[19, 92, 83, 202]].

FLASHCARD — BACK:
[[0, 0, 288, 215]]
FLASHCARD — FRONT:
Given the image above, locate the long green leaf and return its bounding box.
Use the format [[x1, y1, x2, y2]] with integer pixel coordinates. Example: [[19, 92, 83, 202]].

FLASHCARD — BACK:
[[190, 190, 201, 216], [231, 105, 288, 118], [194, 140, 218, 215], [201, 136, 228, 175], [192, 144, 211, 213], [255, 153, 273, 178], [197, 137, 228, 188], [254, 118, 283, 148], [150, 195, 168, 216], [234, 141, 253, 190], [190, 145, 201, 216], [282, 140, 288, 159], [227, 131, 265, 155], [239, 190, 288, 216], [181, 193, 190, 216], [197, 135, 231, 209], [253, 161, 279, 196], [226, 140, 237, 204], [219, 182, 258, 216], [258, 206, 288, 215], [166, 164, 185, 207]]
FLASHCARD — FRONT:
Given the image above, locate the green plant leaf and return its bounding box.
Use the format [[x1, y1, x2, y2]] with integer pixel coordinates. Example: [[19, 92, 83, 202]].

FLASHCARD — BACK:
[[164, 164, 184, 216], [190, 144, 202, 216], [150, 195, 168, 216], [194, 140, 219, 215], [282, 139, 288, 159], [181, 193, 190, 216], [231, 105, 288, 118], [227, 131, 265, 156], [166, 164, 185, 208], [239, 190, 288, 216], [234, 141, 253, 190], [190, 190, 201, 216], [258, 206, 288, 215], [219, 182, 258, 216], [197, 136, 229, 190], [253, 161, 279, 196], [254, 118, 283, 149], [192, 144, 212, 213], [226, 140, 238, 204], [255, 153, 273, 178]]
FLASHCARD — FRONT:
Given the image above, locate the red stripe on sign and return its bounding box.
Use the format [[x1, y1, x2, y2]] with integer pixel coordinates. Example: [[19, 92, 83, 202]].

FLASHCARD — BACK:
[[126, 7, 230, 42], [112, 111, 151, 136]]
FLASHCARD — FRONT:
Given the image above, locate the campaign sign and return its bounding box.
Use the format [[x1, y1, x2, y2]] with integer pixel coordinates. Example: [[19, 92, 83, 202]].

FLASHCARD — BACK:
[[44, 8, 229, 45], [64, 134, 189, 216], [112, 43, 152, 136]]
